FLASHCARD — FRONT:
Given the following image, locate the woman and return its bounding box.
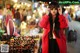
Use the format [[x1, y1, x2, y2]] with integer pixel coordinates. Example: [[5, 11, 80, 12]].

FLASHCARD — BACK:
[[39, 1, 68, 53]]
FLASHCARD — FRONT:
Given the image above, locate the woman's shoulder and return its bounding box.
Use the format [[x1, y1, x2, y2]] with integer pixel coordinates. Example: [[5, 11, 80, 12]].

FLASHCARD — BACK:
[[42, 14, 49, 19]]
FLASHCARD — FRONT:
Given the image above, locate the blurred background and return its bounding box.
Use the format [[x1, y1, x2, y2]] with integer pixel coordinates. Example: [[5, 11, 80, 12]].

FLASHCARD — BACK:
[[0, 0, 80, 53]]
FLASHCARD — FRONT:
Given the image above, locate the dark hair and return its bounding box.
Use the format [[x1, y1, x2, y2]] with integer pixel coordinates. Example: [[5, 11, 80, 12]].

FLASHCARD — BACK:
[[17, 9, 19, 11], [49, 1, 59, 10], [48, 1, 60, 38], [62, 7, 65, 14]]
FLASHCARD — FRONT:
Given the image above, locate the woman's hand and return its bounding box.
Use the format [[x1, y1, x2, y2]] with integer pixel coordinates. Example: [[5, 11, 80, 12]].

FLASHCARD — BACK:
[[58, 6, 62, 15]]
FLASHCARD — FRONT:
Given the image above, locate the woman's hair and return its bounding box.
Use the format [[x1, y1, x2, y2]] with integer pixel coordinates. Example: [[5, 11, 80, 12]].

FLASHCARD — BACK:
[[49, 1, 59, 10], [48, 1, 60, 38]]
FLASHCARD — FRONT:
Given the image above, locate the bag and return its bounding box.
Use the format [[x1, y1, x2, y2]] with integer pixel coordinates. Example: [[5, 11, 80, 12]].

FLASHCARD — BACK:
[[67, 30, 77, 42]]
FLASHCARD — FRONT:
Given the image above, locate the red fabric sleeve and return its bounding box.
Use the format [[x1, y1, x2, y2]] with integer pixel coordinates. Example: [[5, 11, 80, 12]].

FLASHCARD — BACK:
[[39, 15, 49, 28], [59, 15, 68, 29]]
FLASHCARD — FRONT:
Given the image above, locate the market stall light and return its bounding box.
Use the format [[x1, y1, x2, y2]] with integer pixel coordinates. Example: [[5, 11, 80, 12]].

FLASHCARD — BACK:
[[64, 6, 66, 8], [42, 4, 44, 7], [49, 2, 51, 4], [43, 8, 46, 13], [34, 2, 38, 8], [74, 5, 80, 12], [33, 10, 36, 13], [64, 6, 70, 9], [27, 16, 32, 20], [13, 3, 17, 8], [67, 6, 70, 8], [27, 4, 31, 7], [17, 5, 20, 8], [13, 19, 15, 21], [36, 19, 39, 23], [0, 15, 3, 19], [21, 2, 24, 5], [13, 4, 20, 9], [12, 0, 18, 3], [24, 3, 27, 5]]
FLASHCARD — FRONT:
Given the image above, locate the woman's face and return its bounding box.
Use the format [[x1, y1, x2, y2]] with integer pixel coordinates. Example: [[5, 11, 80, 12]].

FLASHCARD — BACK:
[[50, 8, 58, 22], [50, 8, 57, 16]]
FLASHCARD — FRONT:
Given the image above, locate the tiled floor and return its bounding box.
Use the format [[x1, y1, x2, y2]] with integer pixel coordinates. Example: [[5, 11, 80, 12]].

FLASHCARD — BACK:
[[68, 21, 80, 53]]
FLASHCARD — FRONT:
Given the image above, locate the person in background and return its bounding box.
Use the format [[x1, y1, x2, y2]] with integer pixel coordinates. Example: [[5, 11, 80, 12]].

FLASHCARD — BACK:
[[20, 20, 27, 36], [69, 8, 75, 20], [75, 6, 80, 21], [62, 8, 72, 22], [39, 1, 68, 53], [62, 7, 71, 38], [22, 9, 27, 21], [14, 9, 21, 27]]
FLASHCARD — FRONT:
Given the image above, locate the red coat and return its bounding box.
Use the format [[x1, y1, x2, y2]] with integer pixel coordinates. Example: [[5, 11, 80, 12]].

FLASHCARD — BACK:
[[39, 14, 68, 53]]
